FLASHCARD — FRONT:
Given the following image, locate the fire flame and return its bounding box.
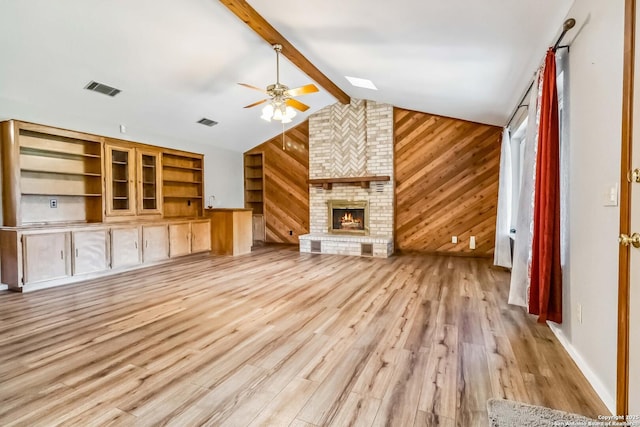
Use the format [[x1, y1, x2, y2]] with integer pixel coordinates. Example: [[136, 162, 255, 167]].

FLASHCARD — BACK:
[[339, 211, 362, 229], [341, 212, 354, 223]]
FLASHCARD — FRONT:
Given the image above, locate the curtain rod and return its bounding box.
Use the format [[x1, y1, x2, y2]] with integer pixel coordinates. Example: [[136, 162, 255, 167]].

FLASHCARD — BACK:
[[505, 18, 576, 128]]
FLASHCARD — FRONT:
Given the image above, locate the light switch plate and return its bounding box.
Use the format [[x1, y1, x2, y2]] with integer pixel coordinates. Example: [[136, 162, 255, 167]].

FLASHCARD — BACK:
[[603, 184, 618, 207]]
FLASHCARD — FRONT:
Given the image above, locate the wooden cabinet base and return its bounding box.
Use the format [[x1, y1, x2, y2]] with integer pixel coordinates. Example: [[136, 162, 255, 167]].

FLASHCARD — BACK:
[[0, 218, 210, 292], [205, 209, 252, 256]]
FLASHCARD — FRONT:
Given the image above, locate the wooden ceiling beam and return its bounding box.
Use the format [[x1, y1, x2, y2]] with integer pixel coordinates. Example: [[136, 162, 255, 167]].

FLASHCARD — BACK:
[[219, 0, 351, 105]]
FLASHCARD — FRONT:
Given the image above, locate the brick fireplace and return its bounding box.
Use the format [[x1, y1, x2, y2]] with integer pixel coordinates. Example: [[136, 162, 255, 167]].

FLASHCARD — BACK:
[[299, 99, 394, 257]]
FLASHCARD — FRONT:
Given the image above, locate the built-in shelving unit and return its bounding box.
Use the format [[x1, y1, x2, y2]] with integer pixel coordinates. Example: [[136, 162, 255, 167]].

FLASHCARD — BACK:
[[244, 153, 264, 215], [0, 119, 212, 293], [162, 152, 204, 218], [3, 122, 104, 225]]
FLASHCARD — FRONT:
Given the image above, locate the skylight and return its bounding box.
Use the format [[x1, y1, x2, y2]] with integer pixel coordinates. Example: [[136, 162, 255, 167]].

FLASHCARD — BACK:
[[344, 76, 378, 90]]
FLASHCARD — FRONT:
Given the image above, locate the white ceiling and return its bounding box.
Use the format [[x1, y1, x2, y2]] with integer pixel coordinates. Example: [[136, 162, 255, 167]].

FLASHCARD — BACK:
[[0, 0, 574, 153]]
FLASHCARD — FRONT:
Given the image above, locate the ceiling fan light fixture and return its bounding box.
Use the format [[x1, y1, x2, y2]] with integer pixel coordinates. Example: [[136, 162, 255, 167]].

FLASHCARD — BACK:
[[285, 106, 297, 120], [272, 106, 284, 121], [240, 44, 317, 122], [261, 102, 297, 123], [261, 104, 274, 121]]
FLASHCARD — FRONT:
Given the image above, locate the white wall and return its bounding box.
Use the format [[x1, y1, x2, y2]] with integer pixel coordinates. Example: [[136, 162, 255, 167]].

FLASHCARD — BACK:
[[549, 0, 624, 412], [0, 103, 244, 209]]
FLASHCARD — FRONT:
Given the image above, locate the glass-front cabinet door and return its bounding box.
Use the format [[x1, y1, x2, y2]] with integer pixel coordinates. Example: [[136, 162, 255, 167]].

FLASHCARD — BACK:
[[105, 144, 136, 216], [136, 149, 162, 215]]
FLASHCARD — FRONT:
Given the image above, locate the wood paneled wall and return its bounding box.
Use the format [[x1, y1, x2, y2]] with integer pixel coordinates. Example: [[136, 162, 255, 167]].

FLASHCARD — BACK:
[[246, 122, 309, 244], [394, 108, 502, 256]]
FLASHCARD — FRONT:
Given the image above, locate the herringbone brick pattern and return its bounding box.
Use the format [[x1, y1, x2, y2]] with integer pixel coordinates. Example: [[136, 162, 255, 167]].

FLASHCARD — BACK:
[[329, 99, 367, 177]]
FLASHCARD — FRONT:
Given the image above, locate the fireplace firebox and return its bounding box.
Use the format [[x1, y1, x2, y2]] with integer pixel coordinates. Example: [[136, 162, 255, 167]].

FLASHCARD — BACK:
[[328, 200, 369, 235]]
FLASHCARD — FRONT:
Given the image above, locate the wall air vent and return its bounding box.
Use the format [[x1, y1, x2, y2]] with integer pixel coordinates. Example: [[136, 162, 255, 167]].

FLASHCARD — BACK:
[[84, 81, 121, 97], [197, 118, 218, 127]]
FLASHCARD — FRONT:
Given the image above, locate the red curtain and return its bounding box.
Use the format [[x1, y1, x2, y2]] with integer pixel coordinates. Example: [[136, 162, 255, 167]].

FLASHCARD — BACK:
[[529, 49, 562, 323]]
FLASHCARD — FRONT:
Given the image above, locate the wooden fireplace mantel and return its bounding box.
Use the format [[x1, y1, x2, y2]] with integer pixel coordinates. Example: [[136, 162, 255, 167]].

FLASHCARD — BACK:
[[308, 176, 391, 190]]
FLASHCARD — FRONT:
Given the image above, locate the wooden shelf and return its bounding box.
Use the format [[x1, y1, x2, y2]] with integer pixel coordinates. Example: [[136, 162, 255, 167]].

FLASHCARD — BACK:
[[163, 164, 202, 172], [308, 176, 391, 190], [21, 169, 101, 177], [162, 151, 204, 218], [22, 192, 102, 197], [244, 153, 264, 215], [20, 146, 101, 159], [163, 195, 203, 199], [163, 180, 202, 184]]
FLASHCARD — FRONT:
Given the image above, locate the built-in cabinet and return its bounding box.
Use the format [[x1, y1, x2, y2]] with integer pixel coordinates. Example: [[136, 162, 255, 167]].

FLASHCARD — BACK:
[[72, 229, 108, 275], [142, 224, 169, 263], [243, 153, 265, 243], [205, 208, 253, 255], [0, 120, 213, 292], [105, 141, 162, 219], [111, 226, 141, 269], [243, 153, 264, 215], [0, 218, 210, 291], [137, 149, 162, 215], [23, 232, 71, 284], [168, 220, 211, 258], [105, 144, 135, 216]]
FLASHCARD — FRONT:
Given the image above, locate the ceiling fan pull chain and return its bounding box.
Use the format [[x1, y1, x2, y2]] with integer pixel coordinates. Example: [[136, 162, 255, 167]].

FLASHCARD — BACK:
[[282, 122, 286, 151]]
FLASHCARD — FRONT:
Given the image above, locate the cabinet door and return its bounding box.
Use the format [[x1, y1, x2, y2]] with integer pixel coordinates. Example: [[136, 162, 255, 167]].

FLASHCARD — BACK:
[[191, 220, 211, 253], [143, 224, 169, 263], [23, 233, 70, 283], [72, 230, 108, 275], [137, 149, 162, 215], [111, 227, 141, 269], [105, 144, 136, 216], [252, 214, 265, 242], [169, 223, 191, 257]]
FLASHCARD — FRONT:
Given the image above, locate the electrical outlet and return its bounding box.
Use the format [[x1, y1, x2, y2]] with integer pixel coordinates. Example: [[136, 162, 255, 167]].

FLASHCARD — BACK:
[[469, 236, 476, 250], [577, 303, 582, 324], [451, 236, 458, 244], [49, 199, 57, 208]]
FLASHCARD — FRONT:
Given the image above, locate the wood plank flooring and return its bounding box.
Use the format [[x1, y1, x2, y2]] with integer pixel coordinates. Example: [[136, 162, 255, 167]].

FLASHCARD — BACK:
[[0, 246, 608, 426]]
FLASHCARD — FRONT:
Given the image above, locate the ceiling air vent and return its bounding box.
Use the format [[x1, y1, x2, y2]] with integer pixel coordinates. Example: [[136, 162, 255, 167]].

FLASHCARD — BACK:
[[84, 81, 121, 97], [197, 118, 218, 127]]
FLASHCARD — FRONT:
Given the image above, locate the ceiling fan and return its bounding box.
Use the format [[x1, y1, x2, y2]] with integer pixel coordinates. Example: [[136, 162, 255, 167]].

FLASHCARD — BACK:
[[239, 44, 319, 123]]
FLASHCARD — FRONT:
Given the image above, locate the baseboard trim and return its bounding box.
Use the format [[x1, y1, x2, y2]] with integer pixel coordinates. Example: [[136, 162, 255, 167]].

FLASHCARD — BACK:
[[548, 323, 616, 414]]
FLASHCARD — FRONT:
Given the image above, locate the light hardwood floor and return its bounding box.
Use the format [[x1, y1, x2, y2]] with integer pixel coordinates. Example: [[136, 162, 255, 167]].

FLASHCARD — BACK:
[[0, 246, 608, 426]]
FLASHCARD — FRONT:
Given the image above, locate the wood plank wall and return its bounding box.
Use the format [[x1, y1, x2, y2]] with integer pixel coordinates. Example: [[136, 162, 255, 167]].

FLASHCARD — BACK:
[[394, 108, 502, 256], [246, 121, 309, 244]]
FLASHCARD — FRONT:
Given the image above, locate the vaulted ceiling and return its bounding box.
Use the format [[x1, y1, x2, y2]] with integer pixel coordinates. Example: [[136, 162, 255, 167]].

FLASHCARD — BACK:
[[0, 0, 574, 152]]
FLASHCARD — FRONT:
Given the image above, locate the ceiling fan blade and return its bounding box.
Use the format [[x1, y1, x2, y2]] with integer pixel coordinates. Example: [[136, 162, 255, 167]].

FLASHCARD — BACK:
[[286, 98, 310, 112], [286, 84, 319, 97], [244, 99, 268, 108], [238, 83, 267, 93]]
